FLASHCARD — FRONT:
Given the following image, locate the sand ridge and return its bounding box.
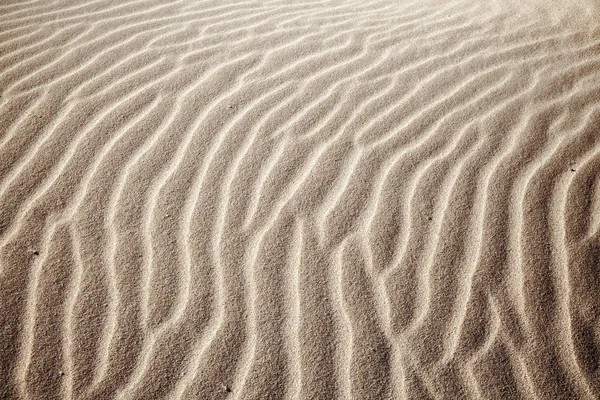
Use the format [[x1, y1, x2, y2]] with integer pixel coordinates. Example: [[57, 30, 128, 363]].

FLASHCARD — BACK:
[[1, 0, 600, 399]]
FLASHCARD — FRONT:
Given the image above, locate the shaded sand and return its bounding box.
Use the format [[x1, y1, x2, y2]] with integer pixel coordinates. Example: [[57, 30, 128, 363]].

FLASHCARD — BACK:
[[1, 0, 600, 399]]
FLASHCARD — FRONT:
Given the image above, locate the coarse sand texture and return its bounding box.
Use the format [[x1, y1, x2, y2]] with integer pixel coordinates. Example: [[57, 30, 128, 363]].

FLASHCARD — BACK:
[[1, 0, 600, 399]]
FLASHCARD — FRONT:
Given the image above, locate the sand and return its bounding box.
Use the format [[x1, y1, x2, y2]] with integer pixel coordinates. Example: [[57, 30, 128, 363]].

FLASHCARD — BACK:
[[1, 0, 600, 399]]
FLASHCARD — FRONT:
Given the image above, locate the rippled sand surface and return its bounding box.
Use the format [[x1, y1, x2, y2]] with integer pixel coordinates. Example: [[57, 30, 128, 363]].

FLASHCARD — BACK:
[[1, 0, 600, 399]]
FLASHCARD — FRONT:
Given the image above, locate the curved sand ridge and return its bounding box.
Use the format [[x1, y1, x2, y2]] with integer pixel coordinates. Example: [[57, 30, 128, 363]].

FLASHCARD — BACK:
[[1, 0, 600, 399]]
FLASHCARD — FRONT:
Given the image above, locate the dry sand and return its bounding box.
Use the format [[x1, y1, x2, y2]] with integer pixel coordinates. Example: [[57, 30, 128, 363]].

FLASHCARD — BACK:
[[1, 0, 600, 399]]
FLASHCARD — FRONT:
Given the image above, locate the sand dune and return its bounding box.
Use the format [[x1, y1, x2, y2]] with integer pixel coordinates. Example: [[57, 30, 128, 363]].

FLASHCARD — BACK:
[[1, 0, 600, 399]]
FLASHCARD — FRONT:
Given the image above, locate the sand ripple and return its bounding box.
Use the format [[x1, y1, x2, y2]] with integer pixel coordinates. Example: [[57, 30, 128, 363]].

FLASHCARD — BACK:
[[1, 0, 600, 399]]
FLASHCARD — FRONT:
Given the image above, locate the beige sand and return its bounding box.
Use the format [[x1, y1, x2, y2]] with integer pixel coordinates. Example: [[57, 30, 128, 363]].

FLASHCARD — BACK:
[[1, 0, 600, 399]]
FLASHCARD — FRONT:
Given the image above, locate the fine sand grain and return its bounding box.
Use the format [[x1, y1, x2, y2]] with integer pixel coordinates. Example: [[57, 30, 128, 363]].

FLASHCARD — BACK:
[[1, 0, 600, 399]]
